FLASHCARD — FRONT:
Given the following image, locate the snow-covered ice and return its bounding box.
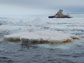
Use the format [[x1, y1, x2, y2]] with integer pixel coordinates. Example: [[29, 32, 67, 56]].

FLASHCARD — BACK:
[[0, 14, 83, 43], [4, 30, 74, 43]]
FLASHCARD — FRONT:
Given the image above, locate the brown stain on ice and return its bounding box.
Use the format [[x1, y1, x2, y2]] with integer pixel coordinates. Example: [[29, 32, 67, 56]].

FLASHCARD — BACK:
[[4, 36, 80, 44], [63, 39, 72, 43], [71, 36, 80, 40], [4, 38, 20, 42]]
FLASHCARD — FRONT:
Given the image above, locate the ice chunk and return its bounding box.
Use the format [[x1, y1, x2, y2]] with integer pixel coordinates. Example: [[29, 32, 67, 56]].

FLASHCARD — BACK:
[[4, 30, 78, 44]]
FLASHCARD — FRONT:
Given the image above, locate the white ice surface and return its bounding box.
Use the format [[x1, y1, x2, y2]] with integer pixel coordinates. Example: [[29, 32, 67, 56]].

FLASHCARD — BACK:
[[0, 14, 84, 41], [4, 30, 72, 42]]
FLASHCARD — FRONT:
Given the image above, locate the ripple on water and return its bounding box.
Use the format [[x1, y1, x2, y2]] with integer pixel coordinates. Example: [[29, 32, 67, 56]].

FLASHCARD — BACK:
[[0, 41, 84, 63]]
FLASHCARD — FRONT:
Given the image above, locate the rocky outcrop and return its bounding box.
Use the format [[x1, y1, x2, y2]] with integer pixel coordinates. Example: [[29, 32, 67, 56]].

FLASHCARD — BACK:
[[48, 10, 72, 18], [48, 15, 72, 18]]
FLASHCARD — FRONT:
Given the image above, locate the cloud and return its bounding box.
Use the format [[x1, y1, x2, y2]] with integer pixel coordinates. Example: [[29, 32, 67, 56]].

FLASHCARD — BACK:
[[0, 0, 84, 16], [0, 0, 84, 8], [0, 4, 55, 16]]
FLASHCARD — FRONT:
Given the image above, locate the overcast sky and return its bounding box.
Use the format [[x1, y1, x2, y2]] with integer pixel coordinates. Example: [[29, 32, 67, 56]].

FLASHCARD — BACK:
[[0, 0, 84, 17]]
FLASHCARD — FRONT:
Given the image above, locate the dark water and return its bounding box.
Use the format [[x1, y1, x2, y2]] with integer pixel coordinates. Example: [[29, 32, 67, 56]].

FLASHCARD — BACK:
[[0, 36, 84, 63], [0, 30, 84, 63]]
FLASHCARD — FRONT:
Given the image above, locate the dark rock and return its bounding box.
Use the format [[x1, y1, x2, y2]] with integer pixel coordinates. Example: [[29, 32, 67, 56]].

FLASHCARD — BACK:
[[48, 10, 72, 18], [48, 16, 55, 18], [48, 15, 72, 18]]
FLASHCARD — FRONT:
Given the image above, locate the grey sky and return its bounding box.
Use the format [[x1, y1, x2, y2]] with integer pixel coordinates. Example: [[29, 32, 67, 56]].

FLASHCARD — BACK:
[[0, 0, 84, 7], [0, 0, 84, 16]]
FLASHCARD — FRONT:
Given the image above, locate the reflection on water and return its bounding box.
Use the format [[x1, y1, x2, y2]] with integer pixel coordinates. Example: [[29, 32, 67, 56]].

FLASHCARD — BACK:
[[21, 39, 31, 48]]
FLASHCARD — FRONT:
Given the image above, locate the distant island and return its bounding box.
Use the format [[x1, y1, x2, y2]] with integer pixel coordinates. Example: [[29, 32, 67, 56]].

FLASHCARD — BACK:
[[48, 10, 72, 18]]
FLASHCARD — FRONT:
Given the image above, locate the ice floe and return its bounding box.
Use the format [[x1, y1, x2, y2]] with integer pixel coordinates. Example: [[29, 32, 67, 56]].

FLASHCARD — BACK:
[[0, 15, 83, 44], [4, 30, 80, 44]]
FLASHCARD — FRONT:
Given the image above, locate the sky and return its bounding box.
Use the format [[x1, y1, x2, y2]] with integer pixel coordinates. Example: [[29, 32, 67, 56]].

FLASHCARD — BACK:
[[0, 0, 84, 17]]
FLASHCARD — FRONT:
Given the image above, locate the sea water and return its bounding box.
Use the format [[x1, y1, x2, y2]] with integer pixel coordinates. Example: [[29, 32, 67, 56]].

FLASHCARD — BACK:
[[0, 14, 84, 63]]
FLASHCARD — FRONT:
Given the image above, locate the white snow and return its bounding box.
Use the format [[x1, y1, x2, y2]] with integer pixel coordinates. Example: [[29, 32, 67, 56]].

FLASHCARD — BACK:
[[4, 30, 73, 42], [0, 17, 84, 35], [0, 14, 84, 43]]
